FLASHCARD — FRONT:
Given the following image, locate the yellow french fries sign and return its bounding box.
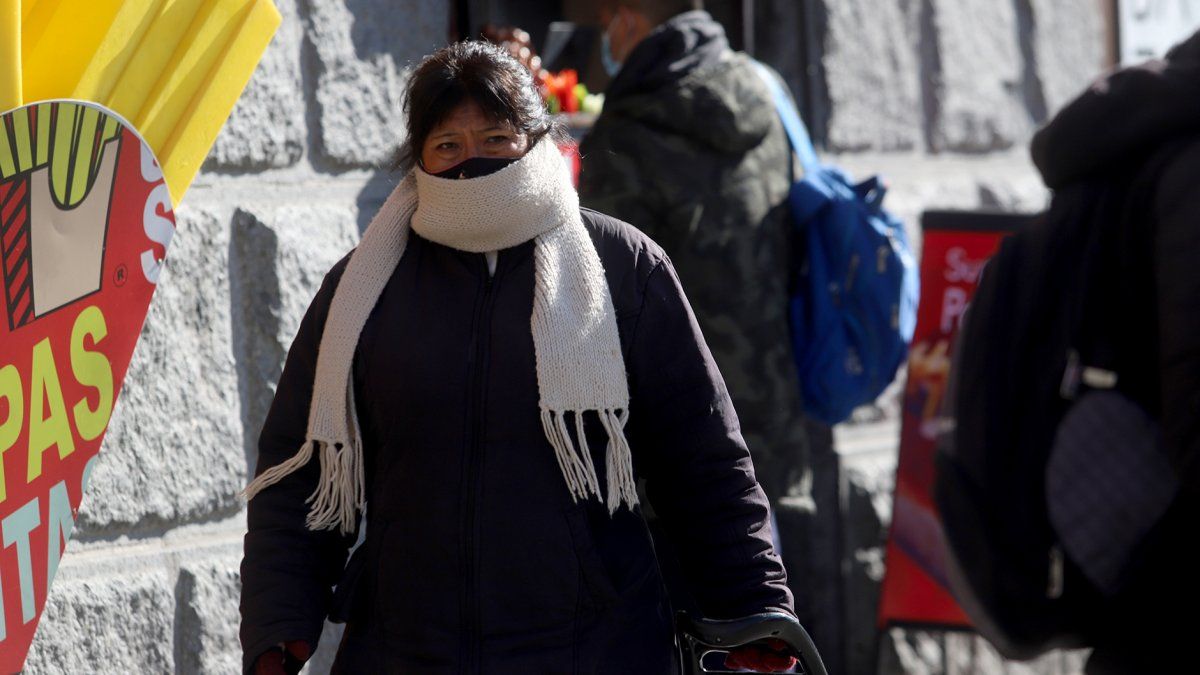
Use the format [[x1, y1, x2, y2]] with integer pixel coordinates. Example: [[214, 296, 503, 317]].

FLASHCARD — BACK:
[[5, 0, 281, 207], [0, 0, 279, 668]]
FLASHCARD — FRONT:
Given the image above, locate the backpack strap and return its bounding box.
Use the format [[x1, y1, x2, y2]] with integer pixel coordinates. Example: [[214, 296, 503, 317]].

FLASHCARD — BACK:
[[751, 60, 820, 176], [1065, 138, 1194, 406]]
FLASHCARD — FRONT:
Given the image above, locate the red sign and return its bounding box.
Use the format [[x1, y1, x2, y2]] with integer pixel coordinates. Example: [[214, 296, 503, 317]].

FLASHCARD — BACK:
[[877, 211, 1028, 629], [0, 101, 175, 670]]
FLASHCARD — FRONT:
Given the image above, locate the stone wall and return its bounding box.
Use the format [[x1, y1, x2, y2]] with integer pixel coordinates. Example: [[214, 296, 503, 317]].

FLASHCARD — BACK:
[[20, 0, 1108, 672]]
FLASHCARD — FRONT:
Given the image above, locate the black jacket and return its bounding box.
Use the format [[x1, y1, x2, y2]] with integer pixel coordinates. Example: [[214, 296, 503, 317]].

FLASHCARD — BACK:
[[1032, 30, 1200, 675], [239, 209, 793, 673]]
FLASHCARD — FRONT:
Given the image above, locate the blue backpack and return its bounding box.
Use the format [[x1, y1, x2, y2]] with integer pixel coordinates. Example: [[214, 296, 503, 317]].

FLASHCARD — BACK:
[[753, 62, 919, 426]]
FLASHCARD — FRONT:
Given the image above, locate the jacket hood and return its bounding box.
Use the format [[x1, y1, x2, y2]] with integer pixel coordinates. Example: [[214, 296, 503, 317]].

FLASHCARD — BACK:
[[603, 10, 776, 155], [1032, 30, 1200, 189]]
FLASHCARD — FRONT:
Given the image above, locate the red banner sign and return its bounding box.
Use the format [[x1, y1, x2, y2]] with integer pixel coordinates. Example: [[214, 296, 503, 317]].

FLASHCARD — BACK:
[[877, 211, 1029, 629], [0, 101, 175, 670]]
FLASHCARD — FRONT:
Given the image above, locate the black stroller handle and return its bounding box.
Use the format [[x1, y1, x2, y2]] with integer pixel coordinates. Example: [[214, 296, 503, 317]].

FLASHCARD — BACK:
[[676, 611, 828, 675]]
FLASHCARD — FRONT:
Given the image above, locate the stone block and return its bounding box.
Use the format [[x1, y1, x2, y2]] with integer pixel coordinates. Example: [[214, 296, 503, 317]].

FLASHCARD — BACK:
[[858, 162, 987, 262], [230, 204, 358, 469], [879, 625, 1090, 673], [23, 569, 174, 674], [929, 0, 1033, 152], [178, 561, 242, 674], [976, 172, 1050, 213], [207, 0, 306, 169], [1028, 0, 1106, 116], [78, 207, 244, 532], [306, 0, 451, 166], [834, 153, 1048, 261], [175, 558, 347, 674], [817, 0, 925, 152], [879, 628, 941, 675]]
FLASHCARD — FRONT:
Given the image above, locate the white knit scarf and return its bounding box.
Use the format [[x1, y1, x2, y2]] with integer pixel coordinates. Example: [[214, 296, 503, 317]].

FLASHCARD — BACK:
[[243, 139, 638, 532]]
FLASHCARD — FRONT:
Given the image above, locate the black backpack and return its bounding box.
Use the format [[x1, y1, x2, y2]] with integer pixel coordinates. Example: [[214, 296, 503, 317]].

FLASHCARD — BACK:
[[935, 140, 1188, 659]]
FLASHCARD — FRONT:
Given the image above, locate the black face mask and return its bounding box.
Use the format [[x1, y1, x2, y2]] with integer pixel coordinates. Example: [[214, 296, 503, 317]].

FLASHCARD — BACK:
[[426, 156, 519, 180]]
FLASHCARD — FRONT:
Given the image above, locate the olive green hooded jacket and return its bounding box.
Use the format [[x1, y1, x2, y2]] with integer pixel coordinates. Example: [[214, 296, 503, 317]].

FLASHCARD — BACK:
[[579, 10, 808, 498]]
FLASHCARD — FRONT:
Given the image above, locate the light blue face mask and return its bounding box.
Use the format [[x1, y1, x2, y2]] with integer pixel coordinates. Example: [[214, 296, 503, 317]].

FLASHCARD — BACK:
[[601, 17, 623, 78]]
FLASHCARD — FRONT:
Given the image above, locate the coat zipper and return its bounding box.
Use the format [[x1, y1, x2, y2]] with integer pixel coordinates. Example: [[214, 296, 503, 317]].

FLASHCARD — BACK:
[[462, 258, 496, 673]]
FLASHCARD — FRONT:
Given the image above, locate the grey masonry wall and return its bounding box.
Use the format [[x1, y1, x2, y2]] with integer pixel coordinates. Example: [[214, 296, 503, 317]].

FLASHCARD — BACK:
[[19, 0, 1109, 672]]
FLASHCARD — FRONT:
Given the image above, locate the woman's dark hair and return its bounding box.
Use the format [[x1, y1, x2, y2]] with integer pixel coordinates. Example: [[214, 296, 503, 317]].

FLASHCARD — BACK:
[[392, 40, 564, 173]]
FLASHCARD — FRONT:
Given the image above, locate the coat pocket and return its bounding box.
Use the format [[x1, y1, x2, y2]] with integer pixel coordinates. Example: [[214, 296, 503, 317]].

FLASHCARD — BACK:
[[565, 506, 621, 612]]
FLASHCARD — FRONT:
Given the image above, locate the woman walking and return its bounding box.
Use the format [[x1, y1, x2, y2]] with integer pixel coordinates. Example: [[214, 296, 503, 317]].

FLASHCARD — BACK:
[[239, 41, 794, 674]]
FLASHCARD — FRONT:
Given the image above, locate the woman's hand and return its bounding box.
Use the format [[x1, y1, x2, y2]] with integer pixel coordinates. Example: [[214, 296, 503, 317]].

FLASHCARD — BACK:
[[723, 638, 798, 672], [253, 640, 312, 675]]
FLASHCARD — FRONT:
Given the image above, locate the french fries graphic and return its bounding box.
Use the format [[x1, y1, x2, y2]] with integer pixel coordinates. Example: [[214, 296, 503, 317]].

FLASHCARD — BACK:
[[1, 103, 123, 328]]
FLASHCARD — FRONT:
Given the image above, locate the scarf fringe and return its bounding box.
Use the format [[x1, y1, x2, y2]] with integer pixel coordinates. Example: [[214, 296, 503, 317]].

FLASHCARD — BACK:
[[240, 436, 364, 535], [542, 408, 638, 512], [543, 409, 599, 500], [304, 438, 365, 534], [598, 409, 639, 513], [242, 440, 315, 501], [242, 368, 368, 535]]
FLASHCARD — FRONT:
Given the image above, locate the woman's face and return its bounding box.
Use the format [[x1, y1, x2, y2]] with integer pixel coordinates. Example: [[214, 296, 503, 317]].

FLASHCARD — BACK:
[[420, 99, 529, 173]]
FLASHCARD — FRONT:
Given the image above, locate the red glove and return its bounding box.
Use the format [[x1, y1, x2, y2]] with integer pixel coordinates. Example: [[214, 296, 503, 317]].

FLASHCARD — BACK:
[[253, 640, 312, 675], [723, 638, 798, 673]]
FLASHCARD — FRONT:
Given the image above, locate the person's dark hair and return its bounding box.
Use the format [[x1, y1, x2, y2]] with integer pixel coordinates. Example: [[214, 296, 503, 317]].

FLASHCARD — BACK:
[[392, 40, 564, 173]]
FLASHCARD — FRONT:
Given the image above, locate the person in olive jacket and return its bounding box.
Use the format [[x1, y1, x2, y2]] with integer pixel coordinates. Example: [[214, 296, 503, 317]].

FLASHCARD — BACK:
[[579, 1, 809, 505], [239, 41, 795, 674]]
